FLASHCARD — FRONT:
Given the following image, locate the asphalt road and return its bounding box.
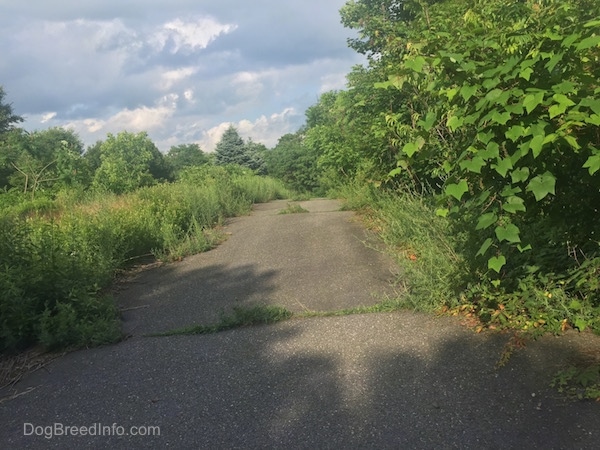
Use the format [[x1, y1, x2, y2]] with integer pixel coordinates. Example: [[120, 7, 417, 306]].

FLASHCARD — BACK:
[[1, 199, 599, 449]]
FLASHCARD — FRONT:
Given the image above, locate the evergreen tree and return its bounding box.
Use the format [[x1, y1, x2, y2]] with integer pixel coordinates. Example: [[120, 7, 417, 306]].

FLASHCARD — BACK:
[[214, 125, 247, 166]]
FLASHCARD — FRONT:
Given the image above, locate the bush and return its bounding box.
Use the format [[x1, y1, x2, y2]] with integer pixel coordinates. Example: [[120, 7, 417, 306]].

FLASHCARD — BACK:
[[0, 168, 289, 352]]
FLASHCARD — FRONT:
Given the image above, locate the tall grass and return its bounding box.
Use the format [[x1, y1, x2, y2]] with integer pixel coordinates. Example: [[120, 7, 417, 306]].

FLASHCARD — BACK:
[[335, 182, 465, 312], [0, 167, 290, 353]]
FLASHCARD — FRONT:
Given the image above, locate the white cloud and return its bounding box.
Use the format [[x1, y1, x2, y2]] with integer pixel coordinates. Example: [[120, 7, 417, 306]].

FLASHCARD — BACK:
[[63, 102, 176, 139], [151, 17, 237, 53], [199, 107, 300, 152], [40, 112, 57, 123], [158, 67, 198, 90]]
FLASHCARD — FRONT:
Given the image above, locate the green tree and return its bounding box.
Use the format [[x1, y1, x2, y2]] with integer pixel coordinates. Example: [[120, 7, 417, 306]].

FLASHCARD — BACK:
[[244, 139, 267, 174], [166, 143, 210, 176], [265, 131, 322, 193], [0, 86, 23, 136], [214, 125, 247, 166], [93, 131, 170, 194], [2, 128, 87, 196]]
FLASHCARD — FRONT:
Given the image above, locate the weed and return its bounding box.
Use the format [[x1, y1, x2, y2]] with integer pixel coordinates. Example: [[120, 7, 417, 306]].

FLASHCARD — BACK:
[[152, 305, 293, 336], [278, 203, 309, 214], [552, 364, 600, 401]]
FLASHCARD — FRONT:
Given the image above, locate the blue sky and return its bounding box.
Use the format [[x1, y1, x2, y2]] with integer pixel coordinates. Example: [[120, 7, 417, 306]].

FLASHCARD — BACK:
[[0, 1, 363, 151]]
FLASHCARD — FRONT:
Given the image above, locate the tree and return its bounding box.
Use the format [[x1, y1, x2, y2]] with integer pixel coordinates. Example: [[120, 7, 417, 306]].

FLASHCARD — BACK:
[[214, 125, 247, 166], [92, 131, 169, 194], [243, 139, 267, 174], [166, 143, 210, 176], [265, 131, 322, 193], [2, 128, 87, 196], [0, 86, 23, 136]]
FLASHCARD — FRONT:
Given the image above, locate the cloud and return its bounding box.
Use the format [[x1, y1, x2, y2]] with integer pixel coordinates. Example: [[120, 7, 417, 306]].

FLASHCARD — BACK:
[[0, 0, 364, 153], [199, 108, 301, 152]]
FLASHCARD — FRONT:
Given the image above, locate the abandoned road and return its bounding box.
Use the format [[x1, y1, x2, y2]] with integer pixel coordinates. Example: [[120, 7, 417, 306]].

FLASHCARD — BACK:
[[1, 199, 599, 449]]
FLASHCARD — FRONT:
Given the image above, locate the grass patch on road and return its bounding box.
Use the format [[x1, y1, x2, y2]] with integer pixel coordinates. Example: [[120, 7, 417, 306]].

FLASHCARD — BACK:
[[278, 203, 309, 215], [151, 297, 407, 337], [151, 305, 294, 336]]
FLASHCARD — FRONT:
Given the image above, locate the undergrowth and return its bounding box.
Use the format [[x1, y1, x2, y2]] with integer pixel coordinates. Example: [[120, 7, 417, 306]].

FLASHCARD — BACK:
[[0, 167, 290, 353]]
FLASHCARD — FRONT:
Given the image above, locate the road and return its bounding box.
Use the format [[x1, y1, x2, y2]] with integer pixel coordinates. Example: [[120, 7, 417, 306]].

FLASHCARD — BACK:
[[1, 199, 599, 449]]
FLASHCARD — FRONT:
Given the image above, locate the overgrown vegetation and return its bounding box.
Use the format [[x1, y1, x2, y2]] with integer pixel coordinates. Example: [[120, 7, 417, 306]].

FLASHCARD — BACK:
[[293, 0, 600, 337], [0, 166, 289, 353], [278, 203, 309, 214]]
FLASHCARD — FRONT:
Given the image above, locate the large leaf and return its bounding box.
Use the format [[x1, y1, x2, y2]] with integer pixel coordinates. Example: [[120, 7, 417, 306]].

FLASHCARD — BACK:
[[402, 137, 425, 157], [526, 171, 556, 201], [476, 238, 493, 257], [495, 223, 521, 243], [502, 196, 526, 214], [459, 156, 486, 174], [488, 255, 506, 273], [523, 92, 544, 114], [476, 212, 497, 230], [583, 152, 600, 175], [445, 180, 469, 201]]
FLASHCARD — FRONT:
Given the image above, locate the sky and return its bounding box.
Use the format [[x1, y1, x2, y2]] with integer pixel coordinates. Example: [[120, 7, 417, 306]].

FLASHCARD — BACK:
[[0, 0, 363, 152]]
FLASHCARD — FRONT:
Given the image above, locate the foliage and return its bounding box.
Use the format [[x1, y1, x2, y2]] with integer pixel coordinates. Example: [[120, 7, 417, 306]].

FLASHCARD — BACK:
[[0, 128, 88, 195], [552, 364, 600, 401], [0, 167, 289, 352], [166, 143, 210, 176], [152, 305, 294, 336], [278, 203, 309, 214], [323, 0, 600, 334], [92, 131, 172, 194], [0, 86, 23, 135], [265, 132, 323, 193], [214, 125, 266, 172]]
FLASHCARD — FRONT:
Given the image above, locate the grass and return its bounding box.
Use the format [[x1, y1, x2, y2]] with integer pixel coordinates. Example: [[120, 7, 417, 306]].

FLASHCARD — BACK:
[[0, 169, 292, 353], [152, 305, 294, 336], [151, 296, 408, 337], [335, 182, 464, 313], [278, 202, 309, 214]]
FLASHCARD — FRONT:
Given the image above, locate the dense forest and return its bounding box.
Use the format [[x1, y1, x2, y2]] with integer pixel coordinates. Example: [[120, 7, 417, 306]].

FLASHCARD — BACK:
[[1, 0, 599, 358]]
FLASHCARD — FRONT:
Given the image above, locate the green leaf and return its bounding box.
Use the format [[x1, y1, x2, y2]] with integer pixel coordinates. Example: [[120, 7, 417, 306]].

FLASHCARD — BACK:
[[583, 19, 600, 28], [574, 318, 587, 332], [583, 153, 600, 175], [526, 171, 556, 201], [511, 167, 530, 183], [480, 141, 500, 160], [529, 134, 545, 158], [402, 137, 425, 157], [435, 208, 449, 217], [545, 52, 564, 72], [405, 56, 427, 73], [517, 244, 532, 253], [491, 110, 511, 125], [477, 132, 494, 145], [585, 114, 600, 126], [447, 115, 464, 131], [580, 98, 600, 115], [523, 92, 544, 114], [576, 35, 600, 50], [519, 67, 534, 81], [476, 238, 493, 257], [488, 255, 506, 273], [502, 196, 526, 214], [476, 212, 497, 230], [492, 157, 513, 177], [460, 84, 478, 101], [563, 135, 581, 150], [459, 156, 486, 174], [562, 33, 581, 48], [418, 112, 436, 131], [505, 125, 525, 142], [445, 180, 469, 201], [495, 223, 521, 243]]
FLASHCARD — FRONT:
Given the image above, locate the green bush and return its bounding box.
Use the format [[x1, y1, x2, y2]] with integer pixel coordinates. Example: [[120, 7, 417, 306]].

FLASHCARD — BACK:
[[0, 168, 289, 352]]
